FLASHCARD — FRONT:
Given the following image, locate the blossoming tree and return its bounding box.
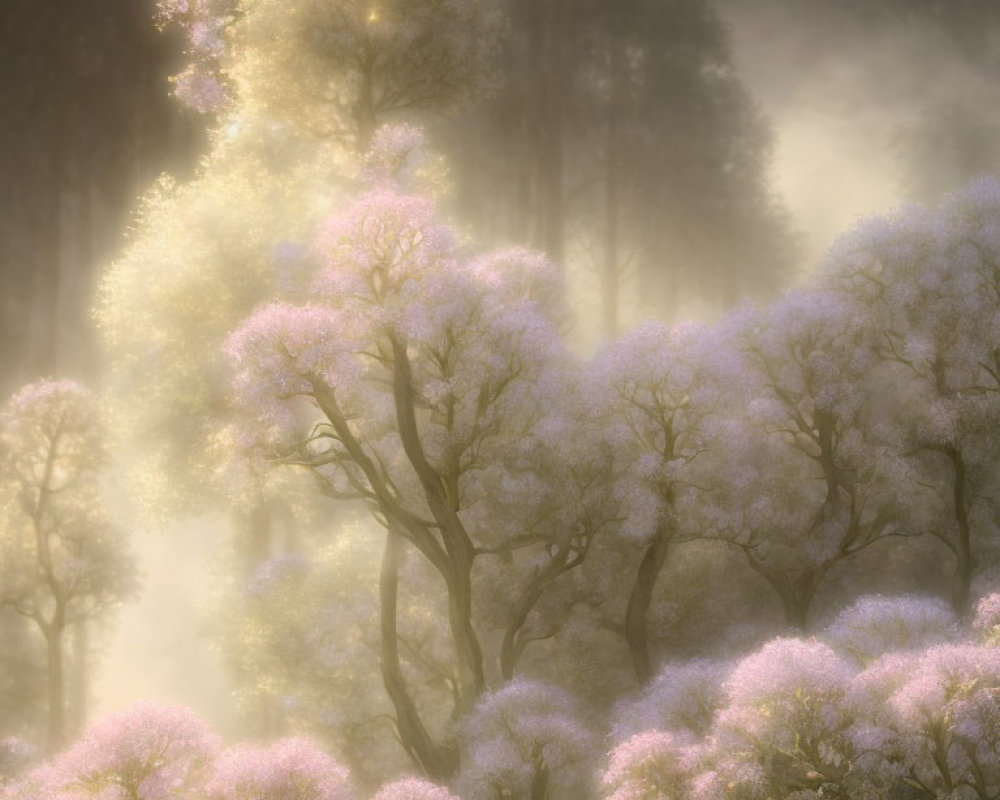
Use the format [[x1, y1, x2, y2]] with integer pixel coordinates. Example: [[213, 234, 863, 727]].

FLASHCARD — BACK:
[[224, 175, 603, 778], [824, 177, 1000, 613], [0, 381, 138, 749], [705, 288, 932, 628]]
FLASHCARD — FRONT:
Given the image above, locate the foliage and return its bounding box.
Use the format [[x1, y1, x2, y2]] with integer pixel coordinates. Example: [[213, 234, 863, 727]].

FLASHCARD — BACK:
[[456, 680, 596, 800], [205, 737, 355, 800], [4, 703, 219, 800], [0, 379, 138, 747], [84, 0, 1000, 793]]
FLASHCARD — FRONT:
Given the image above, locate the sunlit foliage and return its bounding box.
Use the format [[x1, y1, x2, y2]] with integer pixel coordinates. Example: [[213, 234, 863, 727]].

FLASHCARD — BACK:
[[0, 380, 138, 748]]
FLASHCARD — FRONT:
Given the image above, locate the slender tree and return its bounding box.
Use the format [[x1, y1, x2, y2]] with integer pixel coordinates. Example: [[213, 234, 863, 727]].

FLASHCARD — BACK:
[[0, 380, 138, 749]]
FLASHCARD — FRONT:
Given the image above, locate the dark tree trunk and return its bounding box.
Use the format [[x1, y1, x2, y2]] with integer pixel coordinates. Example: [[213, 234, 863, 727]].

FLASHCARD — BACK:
[[744, 554, 824, 631], [390, 338, 485, 714], [379, 529, 457, 779], [946, 447, 975, 616], [45, 618, 65, 750], [624, 534, 670, 683], [500, 543, 583, 680], [530, 760, 550, 800]]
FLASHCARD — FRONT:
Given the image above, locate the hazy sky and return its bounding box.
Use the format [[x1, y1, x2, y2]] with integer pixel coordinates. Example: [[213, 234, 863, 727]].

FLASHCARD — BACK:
[[717, 0, 1000, 267]]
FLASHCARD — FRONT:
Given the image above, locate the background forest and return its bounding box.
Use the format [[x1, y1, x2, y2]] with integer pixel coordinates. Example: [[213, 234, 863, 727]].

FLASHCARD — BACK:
[[4, 1, 1000, 799]]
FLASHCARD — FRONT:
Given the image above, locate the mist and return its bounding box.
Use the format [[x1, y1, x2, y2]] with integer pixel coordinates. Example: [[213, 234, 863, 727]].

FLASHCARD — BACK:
[[718, 0, 1000, 262], [3, 1, 1000, 798]]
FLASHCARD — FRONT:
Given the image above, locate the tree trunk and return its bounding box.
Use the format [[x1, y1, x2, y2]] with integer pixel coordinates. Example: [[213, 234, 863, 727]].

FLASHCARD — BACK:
[[778, 586, 811, 631], [45, 620, 65, 750], [70, 619, 88, 735], [540, 0, 566, 267], [530, 759, 550, 800], [390, 338, 485, 712], [947, 447, 975, 617], [443, 560, 484, 716], [235, 502, 281, 736], [624, 534, 670, 683], [379, 528, 456, 779], [500, 546, 578, 680], [523, 0, 567, 267], [603, 107, 620, 339], [744, 554, 822, 631], [355, 60, 377, 153]]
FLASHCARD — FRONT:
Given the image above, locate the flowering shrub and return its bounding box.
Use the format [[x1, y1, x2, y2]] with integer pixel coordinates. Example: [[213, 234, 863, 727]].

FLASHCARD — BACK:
[[4, 703, 219, 799], [205, 738, 354, 800], [824, 594, 960, 664], [371, 777, 459, 800]]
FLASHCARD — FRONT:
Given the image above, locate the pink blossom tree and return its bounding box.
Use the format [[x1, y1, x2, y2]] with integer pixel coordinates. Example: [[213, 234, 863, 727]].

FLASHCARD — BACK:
[[4, 703, 220, 800], [468, 360, 621, 682], [705, 637, 857, 798], [225, 182, 585, 778], [844, 644, 1000, 798], [0, 380, 138, 748]]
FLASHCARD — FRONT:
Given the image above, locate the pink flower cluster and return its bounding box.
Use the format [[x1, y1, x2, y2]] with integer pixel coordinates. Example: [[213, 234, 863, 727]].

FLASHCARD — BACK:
[[2, 705, 356, 800], [599, 590, 1000, 800], [5, 703, 219, 799], [205, 738, 354, 800], [155, 0, 235, 113]]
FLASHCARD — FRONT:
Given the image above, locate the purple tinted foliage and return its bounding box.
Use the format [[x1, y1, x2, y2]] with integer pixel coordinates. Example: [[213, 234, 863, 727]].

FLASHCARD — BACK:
[[458, 680, 595, 800], [720, 637, 855, 740], [224, 302, 359, 450], [243, 553, 312, 598], [823, 594, 960, 664], [588, 319, 728, 544], [226, 182, 565, 514], [612, 660, 730, 744], [705, 637, 856, 797]]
